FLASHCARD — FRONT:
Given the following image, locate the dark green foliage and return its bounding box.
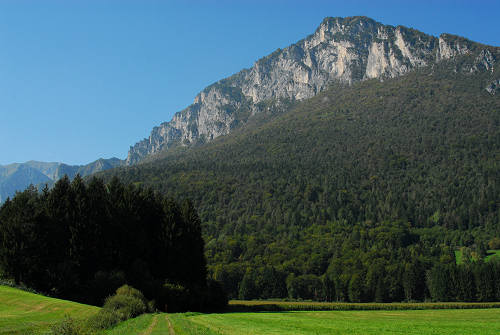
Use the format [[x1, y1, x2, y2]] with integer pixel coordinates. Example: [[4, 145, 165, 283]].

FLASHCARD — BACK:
[[50, 316, 87, 335], [287, 274, 324, 301], [0, 177, 220, 311], [206, 279, 229, 310], [489, 238, 500, 250], [156, 280, 228, 313], [427, 264, 452, 301], [159, 282, 189, 313], [103, 294, 146, 321], [86, 285, 146, 330], [426, 261, 500, 302], [115, 285, 148, 307], [98, 49, 500, 302], [238, 270, 258, 300], [86, 309, 121, 330], [474, 262, 497, 302], [348, 273, 365, 303]]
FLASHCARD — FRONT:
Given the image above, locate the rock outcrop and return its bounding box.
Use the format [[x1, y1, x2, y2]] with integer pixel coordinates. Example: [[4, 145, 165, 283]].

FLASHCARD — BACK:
[[127, 16, 495, 165]]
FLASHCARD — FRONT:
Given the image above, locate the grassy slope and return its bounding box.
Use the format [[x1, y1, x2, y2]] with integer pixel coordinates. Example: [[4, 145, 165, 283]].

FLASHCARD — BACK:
[[171, 309, 500, 335], [0, 285, 98, 335]]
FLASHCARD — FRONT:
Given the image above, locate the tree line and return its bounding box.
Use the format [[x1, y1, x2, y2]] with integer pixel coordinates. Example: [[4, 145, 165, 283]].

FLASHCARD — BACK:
[[216, 221, 500, 302], [0, 176, 226, 311]]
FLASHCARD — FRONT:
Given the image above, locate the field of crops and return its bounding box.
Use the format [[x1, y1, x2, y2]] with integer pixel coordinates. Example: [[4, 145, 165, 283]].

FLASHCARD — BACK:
[[0, 285, 98, 335], [228, 299, 500, 311]]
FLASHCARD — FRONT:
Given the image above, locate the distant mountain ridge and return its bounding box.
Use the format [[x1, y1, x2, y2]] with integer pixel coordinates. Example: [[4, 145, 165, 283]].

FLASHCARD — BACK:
[[126, 16, 497, 164], [0, 158, 123, 203]]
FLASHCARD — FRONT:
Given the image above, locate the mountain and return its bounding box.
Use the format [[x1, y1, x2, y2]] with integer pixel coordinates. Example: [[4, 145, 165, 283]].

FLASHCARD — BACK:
[[0, 158, 123, 203], [126, 16, 496, 165], [100, 16, 499, 300]]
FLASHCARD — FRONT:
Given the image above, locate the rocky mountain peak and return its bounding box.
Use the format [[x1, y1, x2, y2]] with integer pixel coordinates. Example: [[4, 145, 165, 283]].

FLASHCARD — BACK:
[[126, 16, 495, 165]]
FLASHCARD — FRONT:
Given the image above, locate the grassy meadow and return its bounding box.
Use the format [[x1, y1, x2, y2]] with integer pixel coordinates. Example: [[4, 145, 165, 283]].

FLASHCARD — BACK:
[[2, 284, 500, 335], [169, 309, 500, 335], [101, 313, 154, 335], [0, 285, 98, 335]]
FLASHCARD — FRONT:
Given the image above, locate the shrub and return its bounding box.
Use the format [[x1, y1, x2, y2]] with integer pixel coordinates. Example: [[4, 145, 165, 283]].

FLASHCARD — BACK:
[[86, 285, 147, 331], [50, 315, 92, 335], [103, 294, 146, 320], [116, 284, 146, 301], [89, 270, 126, 305], [86, 309, 121, 330]]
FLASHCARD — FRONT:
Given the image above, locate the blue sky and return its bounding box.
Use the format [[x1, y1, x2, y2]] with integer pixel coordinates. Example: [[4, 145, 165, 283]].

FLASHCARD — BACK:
[[1, 0, 499, 165]]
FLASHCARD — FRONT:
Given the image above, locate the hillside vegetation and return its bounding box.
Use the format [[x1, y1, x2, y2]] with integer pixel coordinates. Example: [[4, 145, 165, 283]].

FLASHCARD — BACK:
[[100, 51, 500, 302]]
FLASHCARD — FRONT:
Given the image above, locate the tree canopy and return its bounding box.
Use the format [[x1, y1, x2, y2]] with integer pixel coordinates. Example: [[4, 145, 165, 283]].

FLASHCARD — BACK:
[[0, 176, 223, 310]]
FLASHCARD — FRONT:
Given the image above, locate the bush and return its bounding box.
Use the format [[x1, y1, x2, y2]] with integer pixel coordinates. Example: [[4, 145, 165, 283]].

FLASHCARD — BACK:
[[50, 315, 92, 335], [103, 294, 147, 320], [86, 285, 147, 331], [86, 309, 121, 330], [115, 284, 144, 299], [90, 270, 126, 305]]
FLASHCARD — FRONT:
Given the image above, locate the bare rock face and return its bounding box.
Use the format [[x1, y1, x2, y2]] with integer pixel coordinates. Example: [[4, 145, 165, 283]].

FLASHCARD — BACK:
[[126, 16, 492, 165]]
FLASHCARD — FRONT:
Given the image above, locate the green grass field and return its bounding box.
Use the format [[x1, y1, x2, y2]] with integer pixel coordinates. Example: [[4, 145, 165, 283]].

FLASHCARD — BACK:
[[169, 309, 500, 335], [0, 285, 99, 335], [2, 285, 500, 335], [102, 313, 154, 335]]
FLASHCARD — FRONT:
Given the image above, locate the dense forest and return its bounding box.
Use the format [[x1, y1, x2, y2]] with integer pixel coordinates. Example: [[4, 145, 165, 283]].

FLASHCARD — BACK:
[[99, 53, 500, 302], [0, 176, 226, 311]]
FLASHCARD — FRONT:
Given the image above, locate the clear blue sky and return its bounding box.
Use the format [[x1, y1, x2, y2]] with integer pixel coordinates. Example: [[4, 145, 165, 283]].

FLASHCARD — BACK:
[[1, 0, 499, 165]]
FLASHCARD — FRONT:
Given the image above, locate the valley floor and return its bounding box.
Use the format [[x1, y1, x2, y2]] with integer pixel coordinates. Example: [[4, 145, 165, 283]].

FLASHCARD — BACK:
[[107, 309, 500, 335], [2, 285, 500, 335]]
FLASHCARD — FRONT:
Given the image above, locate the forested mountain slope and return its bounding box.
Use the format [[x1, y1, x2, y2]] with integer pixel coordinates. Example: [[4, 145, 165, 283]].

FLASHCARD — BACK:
[[100, 49, 500, 301]]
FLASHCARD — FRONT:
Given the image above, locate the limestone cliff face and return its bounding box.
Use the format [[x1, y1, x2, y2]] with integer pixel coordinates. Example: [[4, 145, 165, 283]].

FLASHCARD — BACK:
[[126, 16, 495, 165]]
